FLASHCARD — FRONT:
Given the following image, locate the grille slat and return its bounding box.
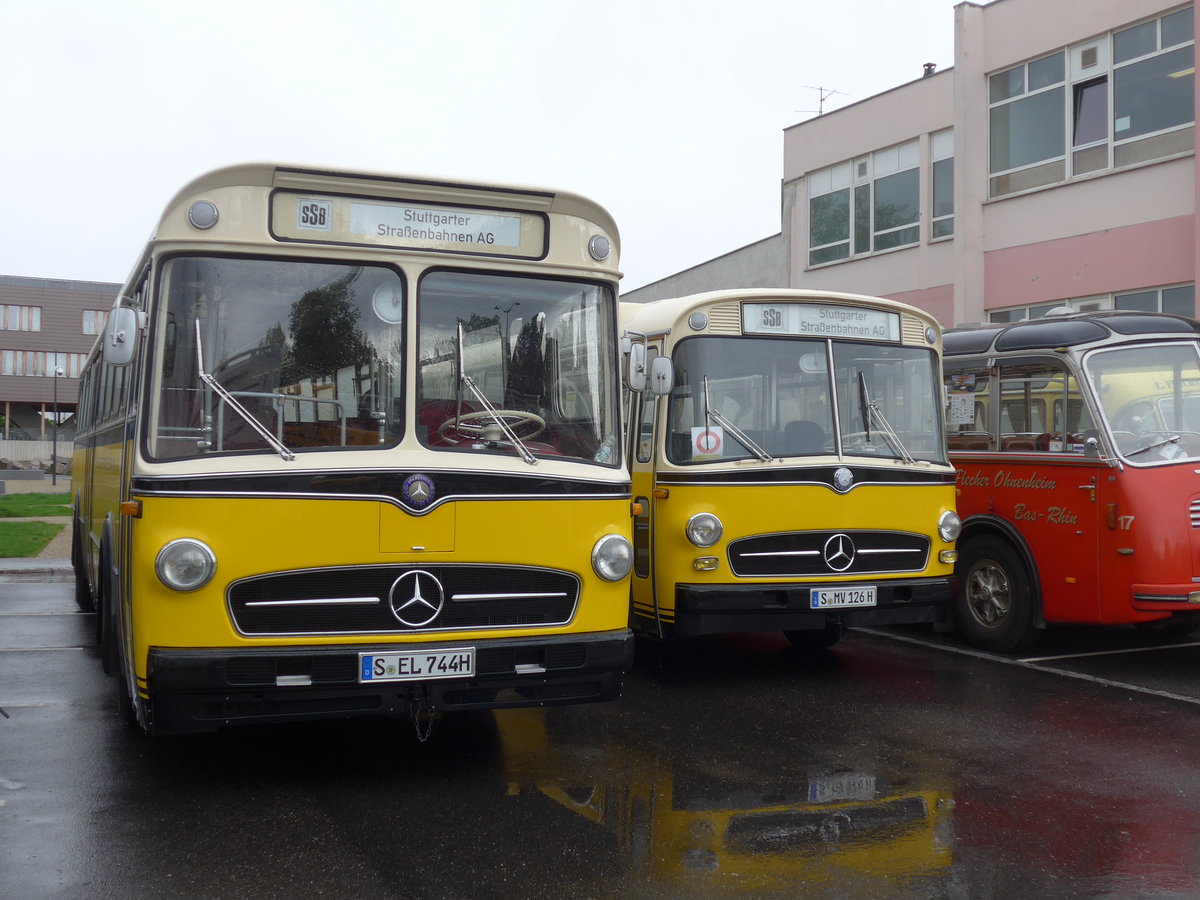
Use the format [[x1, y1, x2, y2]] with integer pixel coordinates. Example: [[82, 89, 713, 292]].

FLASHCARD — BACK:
[[729, 530, 930, 577], [228, 565, 579, 636]]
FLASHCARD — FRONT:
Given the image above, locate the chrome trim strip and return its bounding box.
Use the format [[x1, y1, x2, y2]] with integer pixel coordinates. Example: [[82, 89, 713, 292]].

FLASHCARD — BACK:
[[739, 550, 822, 558], [451, 592, 570, 601], [245, 597, 381, 607]]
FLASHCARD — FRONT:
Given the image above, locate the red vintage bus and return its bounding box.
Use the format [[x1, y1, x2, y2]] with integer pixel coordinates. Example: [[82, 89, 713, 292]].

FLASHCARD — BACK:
[[943, 309, 1200, 652]]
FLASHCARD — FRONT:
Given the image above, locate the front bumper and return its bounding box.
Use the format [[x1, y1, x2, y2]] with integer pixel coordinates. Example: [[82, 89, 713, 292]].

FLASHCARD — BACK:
[[144, 630, 633, 735], [645, 577, 956, 640]]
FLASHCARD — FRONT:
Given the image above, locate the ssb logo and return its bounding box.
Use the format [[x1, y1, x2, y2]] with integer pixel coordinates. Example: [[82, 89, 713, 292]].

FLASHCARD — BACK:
[[297, 198, 332, 231]]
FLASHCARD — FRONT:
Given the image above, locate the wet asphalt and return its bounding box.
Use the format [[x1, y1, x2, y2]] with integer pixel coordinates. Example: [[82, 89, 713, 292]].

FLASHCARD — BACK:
[[5, 574, 1200, 899]]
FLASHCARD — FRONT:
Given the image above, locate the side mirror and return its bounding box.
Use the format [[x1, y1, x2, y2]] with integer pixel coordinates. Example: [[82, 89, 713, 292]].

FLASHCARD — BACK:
[[649, 356, 673, 396], [103, 305, 141, 367], [627, 343, 647, 393]]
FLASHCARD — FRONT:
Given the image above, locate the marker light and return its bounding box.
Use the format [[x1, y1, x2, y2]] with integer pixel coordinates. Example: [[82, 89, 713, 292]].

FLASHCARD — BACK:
[[187, 200, 219, 230], [588, 234, 611, 261], [938, 510, 962, 542], [686, 513, 723, 548], [592, 534, 633, 582], [155, 539, 217, 592]]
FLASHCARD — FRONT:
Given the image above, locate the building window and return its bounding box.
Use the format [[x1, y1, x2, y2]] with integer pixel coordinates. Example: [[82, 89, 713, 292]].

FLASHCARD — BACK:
[[83, 309, 108, 335], [808, 140, 920, 266], [0, 304, 42, 332], [931, 130, 954, 239], [0, 350, 83, 377], [988, 284, 1196, 322], [989, 7, 1194, 198]]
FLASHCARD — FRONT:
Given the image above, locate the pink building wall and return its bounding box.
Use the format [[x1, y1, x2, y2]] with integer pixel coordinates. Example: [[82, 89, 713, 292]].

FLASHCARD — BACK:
[[985, 216, 1196, 307]]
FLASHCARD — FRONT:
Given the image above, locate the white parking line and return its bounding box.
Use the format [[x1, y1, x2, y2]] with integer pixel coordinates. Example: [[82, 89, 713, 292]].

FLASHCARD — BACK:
[[1024, 641, 1200, 663], [858, 628, 1200, 708]]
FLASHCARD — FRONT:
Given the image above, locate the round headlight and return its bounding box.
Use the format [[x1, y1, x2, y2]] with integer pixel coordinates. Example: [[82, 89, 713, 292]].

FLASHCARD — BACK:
[[686, 513, 723, 548], [938, 510, 962, 542], [592, 534, 633, 582], [155, 539, 217, 592]]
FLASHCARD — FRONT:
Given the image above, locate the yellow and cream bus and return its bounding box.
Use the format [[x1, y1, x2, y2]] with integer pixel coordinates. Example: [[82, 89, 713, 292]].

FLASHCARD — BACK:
[[621, 290, 959, 647], [71, 163, 634, 735]]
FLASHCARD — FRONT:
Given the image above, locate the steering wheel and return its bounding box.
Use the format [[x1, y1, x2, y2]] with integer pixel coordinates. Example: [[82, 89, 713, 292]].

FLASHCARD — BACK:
[[438, 410, 546, 444]]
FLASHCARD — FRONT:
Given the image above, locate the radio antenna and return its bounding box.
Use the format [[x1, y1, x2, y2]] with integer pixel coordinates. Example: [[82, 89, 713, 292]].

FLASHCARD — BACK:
[[796, 85, 847, 116]]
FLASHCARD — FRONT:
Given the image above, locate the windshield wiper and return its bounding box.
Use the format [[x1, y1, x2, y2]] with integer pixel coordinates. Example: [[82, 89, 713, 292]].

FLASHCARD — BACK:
[[195, 319, 294, 461], [702, 376, 772, 461], [451, 322, 537, 466], [1126, 433, 1181, 458], [857, 371, 916, 464]]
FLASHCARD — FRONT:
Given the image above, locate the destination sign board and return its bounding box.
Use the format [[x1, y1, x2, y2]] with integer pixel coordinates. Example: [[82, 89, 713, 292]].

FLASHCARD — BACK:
[[271, 191, 547, 258]]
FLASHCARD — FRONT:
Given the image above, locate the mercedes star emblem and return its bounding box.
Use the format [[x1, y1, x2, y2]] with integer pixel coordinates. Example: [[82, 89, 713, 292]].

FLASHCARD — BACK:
[[823, 533, 856, 572], [389, 570, 445, 627]]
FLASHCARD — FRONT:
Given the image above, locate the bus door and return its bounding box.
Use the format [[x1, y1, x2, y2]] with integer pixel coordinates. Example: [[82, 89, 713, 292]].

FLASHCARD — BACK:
[[989, 356, 1105, 621], [629, 341, 664, 634]]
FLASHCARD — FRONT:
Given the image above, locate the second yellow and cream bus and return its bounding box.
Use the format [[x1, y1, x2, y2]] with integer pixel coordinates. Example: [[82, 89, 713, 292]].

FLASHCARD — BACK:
[[71, 163, 634, 735], [621, 290, 959, 647]]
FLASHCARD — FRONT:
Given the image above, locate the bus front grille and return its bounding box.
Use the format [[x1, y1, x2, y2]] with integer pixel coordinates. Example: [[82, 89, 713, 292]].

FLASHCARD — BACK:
[[727, 530, 930, 577], [227, 565, 580, 636]]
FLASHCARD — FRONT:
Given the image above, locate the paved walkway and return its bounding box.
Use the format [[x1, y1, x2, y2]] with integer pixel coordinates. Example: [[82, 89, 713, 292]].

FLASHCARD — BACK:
[[0, 476, 72, 580]]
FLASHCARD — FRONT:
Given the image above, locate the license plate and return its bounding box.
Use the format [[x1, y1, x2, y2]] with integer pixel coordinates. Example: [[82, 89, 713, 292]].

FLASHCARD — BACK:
[[809, 586, 877, 609], [808, 774, 877, 804], [359, 648, 475, 683]]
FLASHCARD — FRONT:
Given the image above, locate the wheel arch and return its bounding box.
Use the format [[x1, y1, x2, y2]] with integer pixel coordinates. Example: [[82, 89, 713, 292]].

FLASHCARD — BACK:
[[958, 514, 1045, 629]]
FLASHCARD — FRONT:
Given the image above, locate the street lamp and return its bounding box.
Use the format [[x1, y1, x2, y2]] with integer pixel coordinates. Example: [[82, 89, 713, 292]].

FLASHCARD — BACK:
[[52, 362, 63, 487]]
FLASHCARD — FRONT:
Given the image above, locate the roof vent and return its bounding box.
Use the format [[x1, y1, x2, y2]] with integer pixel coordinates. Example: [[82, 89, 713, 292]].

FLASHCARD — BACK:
[[923, 62, 937, 77]]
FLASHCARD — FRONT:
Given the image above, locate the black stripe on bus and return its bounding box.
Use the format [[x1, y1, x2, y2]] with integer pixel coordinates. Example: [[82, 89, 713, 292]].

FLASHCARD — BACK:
[[131, 471, 631, 515], [652, 466, 956, 490]]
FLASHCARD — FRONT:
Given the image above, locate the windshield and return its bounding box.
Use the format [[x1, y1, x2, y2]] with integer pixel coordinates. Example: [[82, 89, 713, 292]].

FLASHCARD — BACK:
[[1085, 341, 1200, 464], [417, 271, 619, 465], [664, 336, 946, 465], [148, 256, 404, 460]]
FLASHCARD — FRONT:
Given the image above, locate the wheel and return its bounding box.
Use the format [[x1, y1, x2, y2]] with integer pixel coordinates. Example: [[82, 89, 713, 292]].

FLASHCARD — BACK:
[[70, 514, 94, 613], [784, 622, 845, 649], [955, 536, 1038, 653], [437, 410, 546, 444]]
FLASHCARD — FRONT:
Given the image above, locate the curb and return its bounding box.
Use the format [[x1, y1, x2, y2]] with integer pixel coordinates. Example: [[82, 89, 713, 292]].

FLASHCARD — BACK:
[[0, 558, 73, 583]]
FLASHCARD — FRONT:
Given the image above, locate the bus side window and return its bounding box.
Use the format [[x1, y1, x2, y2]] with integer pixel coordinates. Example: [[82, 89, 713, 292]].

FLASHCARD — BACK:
[[998, 360, 1083, 452], [945, 364, 990, 451], [636, 387, 655, 464]]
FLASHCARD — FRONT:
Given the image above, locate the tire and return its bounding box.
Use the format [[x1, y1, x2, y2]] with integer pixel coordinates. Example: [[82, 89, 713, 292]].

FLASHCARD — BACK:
[[97, 548, 119, 677], [70, 516, 94, 613], [784, 622, 845, 650], [955, 536, 1038, 653]]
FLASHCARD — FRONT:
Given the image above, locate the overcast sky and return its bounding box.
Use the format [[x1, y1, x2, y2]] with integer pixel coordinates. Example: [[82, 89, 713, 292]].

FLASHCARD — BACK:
[[1, 0, 957, 292]]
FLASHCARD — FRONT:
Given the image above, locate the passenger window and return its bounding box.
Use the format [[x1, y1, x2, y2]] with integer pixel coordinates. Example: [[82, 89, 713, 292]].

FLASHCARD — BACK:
[[999, 361, 1089, 453], [945, 364, 990, 451]]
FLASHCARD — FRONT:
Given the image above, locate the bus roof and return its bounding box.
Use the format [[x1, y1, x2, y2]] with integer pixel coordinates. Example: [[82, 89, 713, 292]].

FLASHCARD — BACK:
[[622, 288, 937, 333], [944, 309, 1200, 356], [158, 163, 620, 246], [112, 162, 621, 294]]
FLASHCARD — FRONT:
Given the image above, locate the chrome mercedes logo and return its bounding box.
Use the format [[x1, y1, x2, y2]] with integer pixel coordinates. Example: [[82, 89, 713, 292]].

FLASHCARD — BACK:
[[388, 570, 445, 627], [402, 473, 435, 509], [823, 533, 856, 572], [833, 466, 854, 492]]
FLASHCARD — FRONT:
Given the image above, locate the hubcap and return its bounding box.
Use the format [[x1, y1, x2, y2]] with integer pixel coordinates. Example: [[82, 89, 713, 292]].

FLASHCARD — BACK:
[[966, 559, 1011, 628]]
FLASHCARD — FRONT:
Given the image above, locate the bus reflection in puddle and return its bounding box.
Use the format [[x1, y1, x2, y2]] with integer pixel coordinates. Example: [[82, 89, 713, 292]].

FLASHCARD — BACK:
[[493, 707, 954, 892]]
